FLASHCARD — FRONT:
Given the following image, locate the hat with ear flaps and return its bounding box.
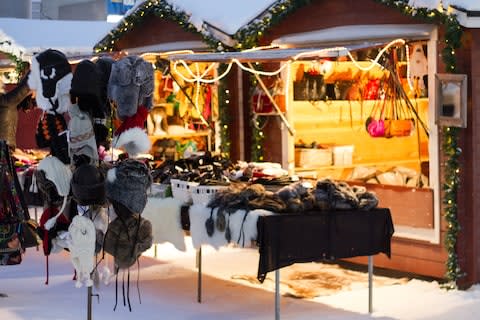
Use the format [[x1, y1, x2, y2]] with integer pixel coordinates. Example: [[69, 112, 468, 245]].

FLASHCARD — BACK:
[[105, 159, 152, 214], [108, 55, 154, 156], [68, 104, 98, 165], [108, 55, 154, 119], [70, 59, 101, 115], [28, 49, 73, 114], [71, 163, 106, 206], [95, 56, 114, 117], [94, 56, 115, 149], [37, 156, 73, 230]]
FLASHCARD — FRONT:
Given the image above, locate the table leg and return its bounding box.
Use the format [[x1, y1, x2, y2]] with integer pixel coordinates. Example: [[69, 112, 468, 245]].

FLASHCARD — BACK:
[[197, 246, 202, 303], [275, 269, 280, 320], [368, 255, 373, 313]]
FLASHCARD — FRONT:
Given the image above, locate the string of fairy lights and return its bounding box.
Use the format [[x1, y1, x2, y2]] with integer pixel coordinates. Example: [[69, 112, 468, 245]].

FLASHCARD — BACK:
[[0, 0, 458, 286], [371, 0, 463, 288]]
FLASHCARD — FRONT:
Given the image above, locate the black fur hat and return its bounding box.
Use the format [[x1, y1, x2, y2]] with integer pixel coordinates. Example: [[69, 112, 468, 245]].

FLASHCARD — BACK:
[[70, 59, 101, 115], [95, 56, 114, 118]]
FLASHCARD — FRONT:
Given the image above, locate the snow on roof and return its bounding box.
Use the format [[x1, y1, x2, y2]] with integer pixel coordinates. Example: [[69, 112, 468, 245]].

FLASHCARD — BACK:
[[96, 0, 278, 50], [165, 0, 277, 35], [0, 18, 115, 61], [97, 0, 479, 53]]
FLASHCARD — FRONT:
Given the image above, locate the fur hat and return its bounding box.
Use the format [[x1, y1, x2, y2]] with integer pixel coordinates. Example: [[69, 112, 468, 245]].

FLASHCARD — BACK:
[[28, 49, 73, 113], [70, 59, 101, 114], [93, 56, 115, 149], [95, 56, 114, 118], [68, 215, 96, 288], [108, 55, 154, 120], [68, 104, 98, 165], [105, 159, 152, 214], [112, 105, 150, 156], [103, 212, 152, 270], [71, 164, 106, 206]]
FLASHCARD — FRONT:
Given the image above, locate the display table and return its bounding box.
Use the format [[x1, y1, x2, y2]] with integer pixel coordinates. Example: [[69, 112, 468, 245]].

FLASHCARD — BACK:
[[255, 208, 393, 318], [180, 205, 393, 318], [256, 208, 394, 282]]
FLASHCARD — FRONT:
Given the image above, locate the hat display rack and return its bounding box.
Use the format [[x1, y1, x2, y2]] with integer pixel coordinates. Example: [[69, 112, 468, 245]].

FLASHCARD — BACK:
[[25, 49, 156, 319]]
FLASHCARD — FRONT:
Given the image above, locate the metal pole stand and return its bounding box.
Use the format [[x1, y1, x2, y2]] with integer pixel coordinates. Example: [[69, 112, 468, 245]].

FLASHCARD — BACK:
[[196, 246, 202, 303]]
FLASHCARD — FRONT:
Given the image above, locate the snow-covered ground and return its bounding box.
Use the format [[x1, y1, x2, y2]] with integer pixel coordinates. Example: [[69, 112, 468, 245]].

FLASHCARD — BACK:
[[1, 236, 480, 320]]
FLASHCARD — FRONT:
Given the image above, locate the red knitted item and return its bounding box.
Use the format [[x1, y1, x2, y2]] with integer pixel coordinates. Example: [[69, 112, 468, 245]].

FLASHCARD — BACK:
[[115, 105, 149, 137]]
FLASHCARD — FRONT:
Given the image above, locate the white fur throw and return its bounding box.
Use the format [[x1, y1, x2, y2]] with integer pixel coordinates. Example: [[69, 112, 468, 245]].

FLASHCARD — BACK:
[[142, 197, 186, 251], [68, 215, 96, 288], [189, 204, 273, 250]]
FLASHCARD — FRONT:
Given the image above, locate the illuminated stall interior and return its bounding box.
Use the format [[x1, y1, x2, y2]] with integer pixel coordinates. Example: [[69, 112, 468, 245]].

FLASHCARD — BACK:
[[141, 53, 219, 162]]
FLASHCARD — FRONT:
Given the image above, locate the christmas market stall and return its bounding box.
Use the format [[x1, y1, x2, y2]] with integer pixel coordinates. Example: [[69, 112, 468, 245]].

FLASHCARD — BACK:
[[93, 0, 480, 290]]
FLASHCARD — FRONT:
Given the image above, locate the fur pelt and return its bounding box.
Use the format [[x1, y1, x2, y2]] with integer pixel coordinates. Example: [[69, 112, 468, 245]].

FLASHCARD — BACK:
[[189, 204, 272, 250], [142, 197, 186, 251]]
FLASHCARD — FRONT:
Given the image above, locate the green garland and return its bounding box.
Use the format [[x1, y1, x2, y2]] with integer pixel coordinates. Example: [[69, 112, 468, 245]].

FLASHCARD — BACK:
[[94, 0, 228, 53], [1, 41, 29, 81], [442, 127, 463, 288], [233, 0, 312, 49], [372, 0, 464, 288]]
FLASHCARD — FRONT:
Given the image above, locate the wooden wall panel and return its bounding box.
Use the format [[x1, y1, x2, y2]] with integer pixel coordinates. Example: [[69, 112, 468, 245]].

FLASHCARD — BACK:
[[114, 14, 203, 51], [259, 0, 423, 46]]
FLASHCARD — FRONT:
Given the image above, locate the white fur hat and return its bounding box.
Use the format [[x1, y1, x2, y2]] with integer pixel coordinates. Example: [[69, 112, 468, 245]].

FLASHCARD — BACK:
[[68, 215, 96, 288]]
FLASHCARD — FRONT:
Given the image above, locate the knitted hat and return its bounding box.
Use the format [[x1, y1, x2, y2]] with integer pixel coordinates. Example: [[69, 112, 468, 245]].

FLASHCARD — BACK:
[[70, 59, 101, 115], [71, 164, 106, 206], [105, 159, 152, 214], [35, 112, 68, 148], [68, 104, 98, 165], [108, 55, 154, 120], [37, 156, 72, 197], [37, 156, 72, 230], [28, 49, 73, 113], [112, 105, 150, 156]]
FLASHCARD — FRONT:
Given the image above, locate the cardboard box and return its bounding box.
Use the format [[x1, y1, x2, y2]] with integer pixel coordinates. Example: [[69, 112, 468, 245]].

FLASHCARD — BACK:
[[332, 145, 354, 166], [295, 147, 332, 168]]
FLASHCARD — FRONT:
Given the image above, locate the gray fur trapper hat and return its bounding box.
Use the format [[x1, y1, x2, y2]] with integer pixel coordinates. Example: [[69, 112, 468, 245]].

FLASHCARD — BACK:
[[107, 55, 154, 120], [105, 159, 152, 214]]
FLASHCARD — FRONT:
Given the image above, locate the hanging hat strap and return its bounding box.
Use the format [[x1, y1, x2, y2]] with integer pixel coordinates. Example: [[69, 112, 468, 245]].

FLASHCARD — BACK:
[[48, 97, 59, 112]]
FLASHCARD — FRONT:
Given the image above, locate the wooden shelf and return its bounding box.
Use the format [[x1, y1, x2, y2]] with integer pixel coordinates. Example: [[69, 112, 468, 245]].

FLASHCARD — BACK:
[[295, 157, 429, 172], [148, 131, 210, 140]]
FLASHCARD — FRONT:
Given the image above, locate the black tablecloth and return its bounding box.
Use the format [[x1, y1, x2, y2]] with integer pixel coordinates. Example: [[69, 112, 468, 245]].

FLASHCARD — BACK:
[[256, 208, 394, 282]]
